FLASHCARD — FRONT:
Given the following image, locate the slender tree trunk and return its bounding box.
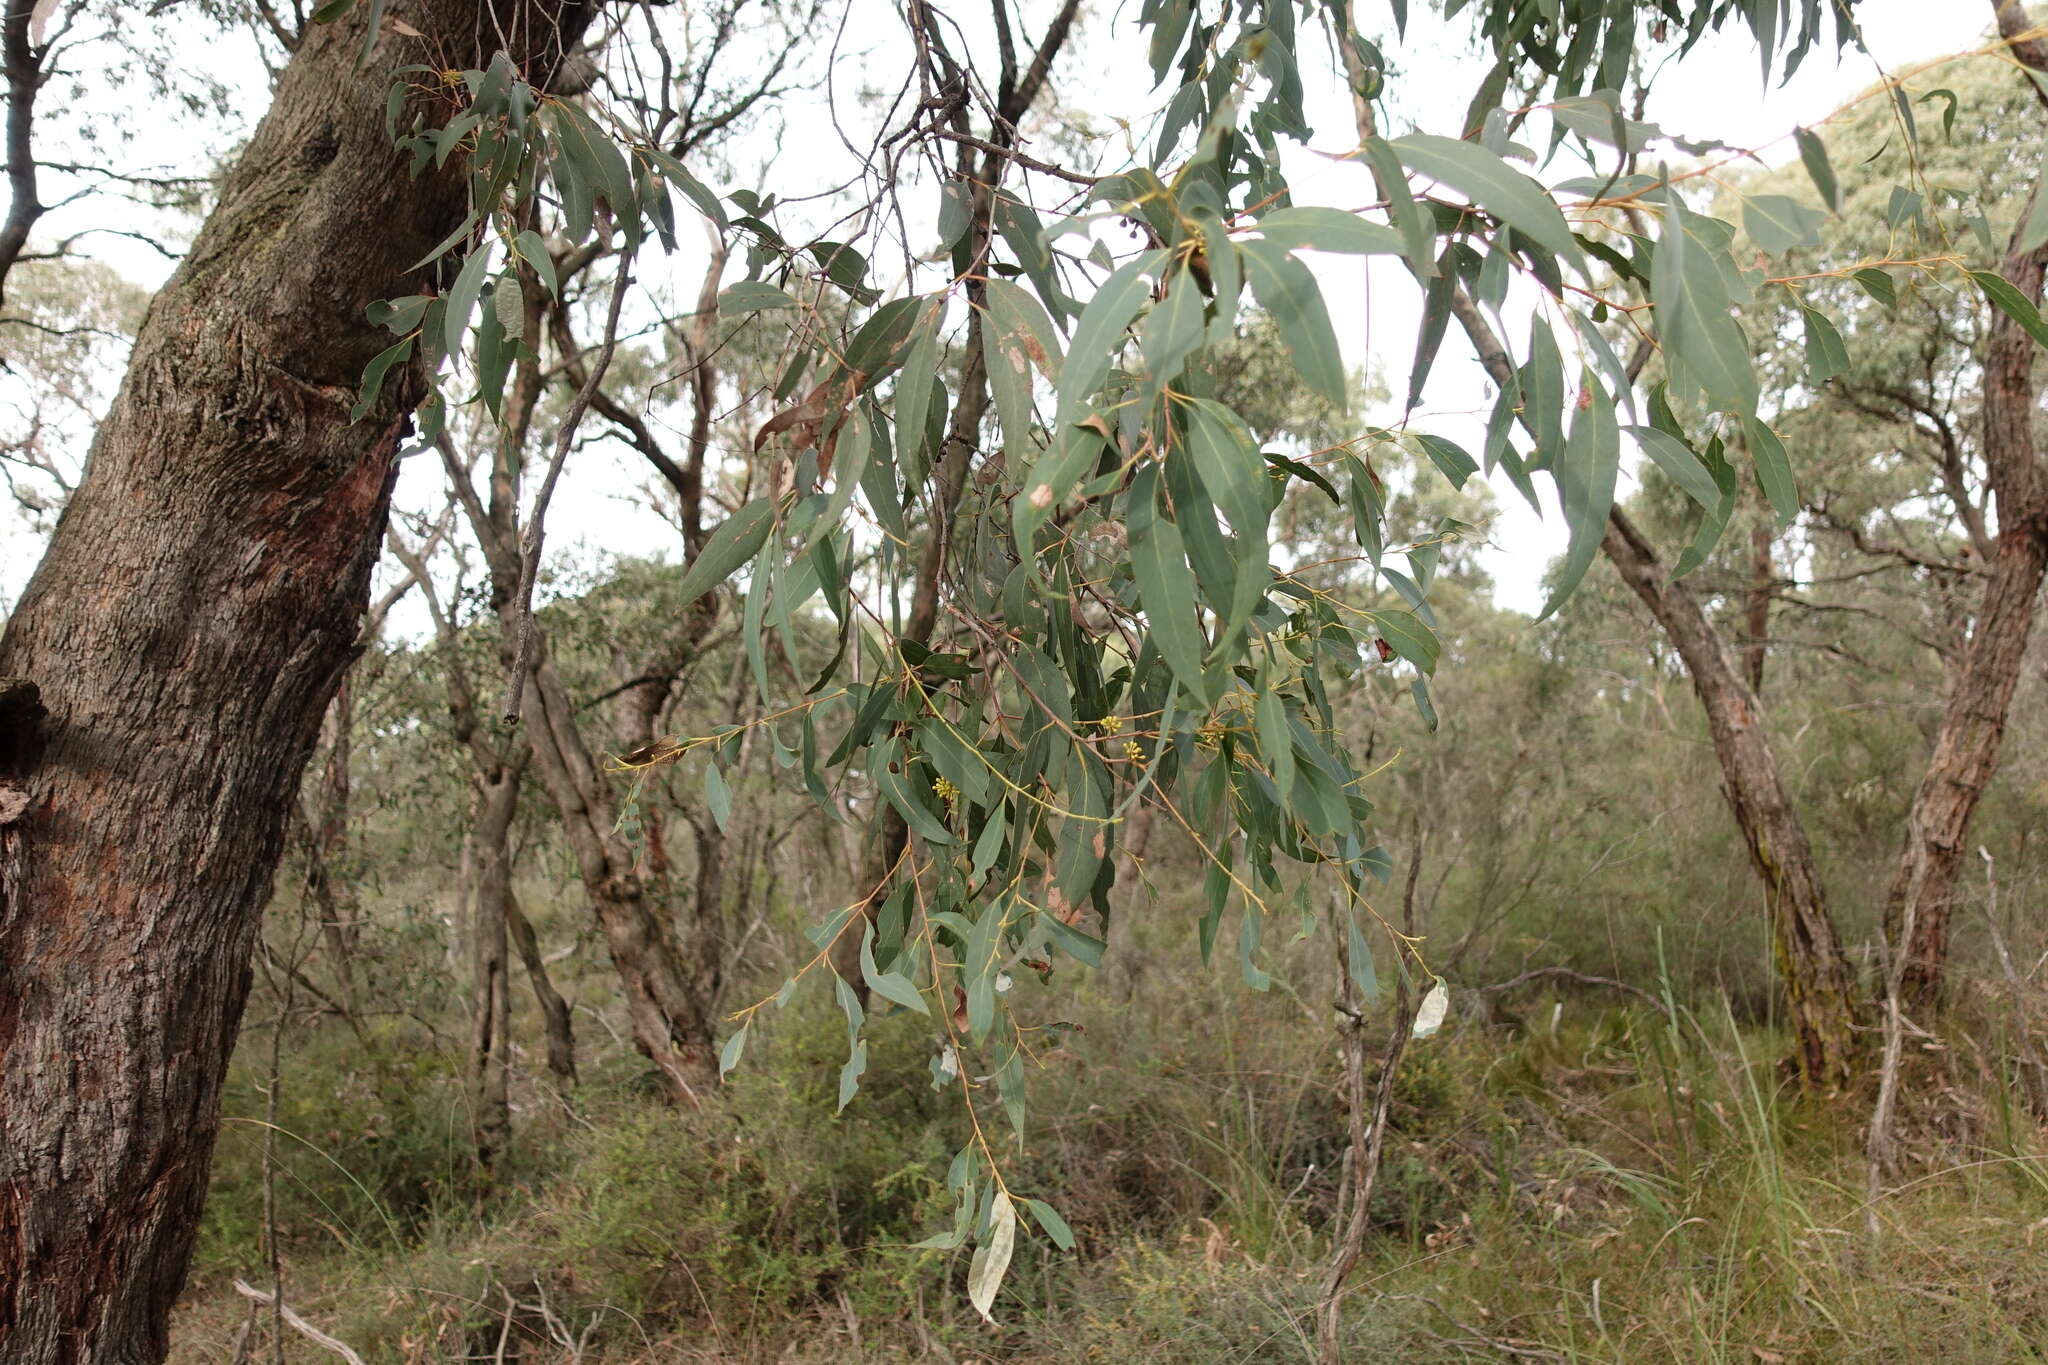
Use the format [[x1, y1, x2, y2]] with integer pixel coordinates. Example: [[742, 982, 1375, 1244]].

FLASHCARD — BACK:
[[1437, 285, 1862, 1090], [515, 640, 722, 1101], [1603, 510, 1862, 1089], [507, 889, 577, 1090], [0, 6, 591, 1359], [301, 679, 358, 996], [1743, 515, 1772, 696], [1882, 228, 2048, 1008], [467, 763, 519, 1175]]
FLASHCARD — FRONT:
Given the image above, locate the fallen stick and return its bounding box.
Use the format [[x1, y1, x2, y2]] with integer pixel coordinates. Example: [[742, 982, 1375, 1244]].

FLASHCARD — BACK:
[[231, 1280, 366, 1365]]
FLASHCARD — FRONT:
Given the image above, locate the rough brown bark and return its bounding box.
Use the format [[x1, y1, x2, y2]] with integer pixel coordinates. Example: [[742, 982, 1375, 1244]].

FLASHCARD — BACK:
[[1882, 223, 2048, 1008], [0, 6, 590, 1360], [1603, 510, 1861, 1089]]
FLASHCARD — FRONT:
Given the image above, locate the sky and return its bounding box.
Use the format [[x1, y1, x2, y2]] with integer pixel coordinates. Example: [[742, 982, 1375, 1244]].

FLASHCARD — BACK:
[[0, 0, 2004, 621]]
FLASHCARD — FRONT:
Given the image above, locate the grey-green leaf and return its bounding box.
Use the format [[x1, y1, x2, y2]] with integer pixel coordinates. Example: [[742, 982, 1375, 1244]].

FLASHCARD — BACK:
[[1390, 133, 1583, 268], [677, 498, 776, 608]]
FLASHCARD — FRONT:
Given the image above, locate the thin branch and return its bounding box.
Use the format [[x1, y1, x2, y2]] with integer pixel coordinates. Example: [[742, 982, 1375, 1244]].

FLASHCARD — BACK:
[[230, 1282, 367, 1365], [501, 257, 633, 725]]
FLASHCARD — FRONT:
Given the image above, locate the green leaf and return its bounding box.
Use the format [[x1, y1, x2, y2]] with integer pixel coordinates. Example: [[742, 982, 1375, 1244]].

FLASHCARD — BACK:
[[1345, 909, 1380, 1003], [1793, 126, 1840, 212], [721, 280, 798, 313], [442, 238, 495, 360], [1131, 505, 1209, 700], [350, 336, 415, 422], [1255, 682, 1293, 804], [893, 301, 944, 468], [1918, 88, 1958, 140], [1741, 194, 1825, 255], [365, 294, 431, 334], [1410, 675, 1437, 731], [1240, 240, 1346, 406], [833, 975, 867, 1112], [513, 230, 558, 295], [1972, 269, 2048, 350], [1139, 262, 1207, 405], [1412, 433, 1477, 489], [1253, 206, 1406, 256], [1038, 908, 1105, 966], [1799, 304, 1849, 382], [1181, 397, 1269, 539], [637, 146, 729, 230], [1362, 136, 1435, 276], [968, 1192, 1018, 1322], [859, 923, 930, 1015], [1406, 259, 1455, 410], [969, 801, 1007, 887], [1016, 252, 1159, 550], [1852, 267, 1897, 310], [1743, 416, 1798, 524], [1370, 608, 1439, 675], [677, 498, 775, 608], [547, 102, 636, 217], [1539, 374, 1619, 618], [1628, 425, 1719, 509], [1023, 1198, 1077, 1251], [937, 179, 972, 247], [1390, 133, 1583, 268], [1673, 437, 1739, 578], [718, 1024, 748, 1078], [1652, 199, 1757, 416], [704, 763, 732, 831], [491, 274, 525, 341], [872, 740, 957, 846]]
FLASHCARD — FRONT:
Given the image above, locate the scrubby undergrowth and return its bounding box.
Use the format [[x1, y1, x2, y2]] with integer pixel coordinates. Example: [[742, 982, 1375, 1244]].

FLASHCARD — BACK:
[[173, 974, 2048, 1364]]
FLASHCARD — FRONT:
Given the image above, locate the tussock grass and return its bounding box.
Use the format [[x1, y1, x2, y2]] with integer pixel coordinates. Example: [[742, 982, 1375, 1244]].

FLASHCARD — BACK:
[[172, 973, 2048, 1364]]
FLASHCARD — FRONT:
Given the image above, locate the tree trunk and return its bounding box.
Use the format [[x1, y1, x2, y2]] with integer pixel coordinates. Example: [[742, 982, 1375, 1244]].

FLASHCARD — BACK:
[[1439, 288, 1862, 1091], [1883, 232, 2048, 1009], [515, 639, 722, 1101], [507, 889, 577, 1090], [467, 762, 519, 1175], [1603, 510, 1862, 1090], [301, 678, 358, 997], [1743, 514, 1772, 696], [0, 6, 590, 1360]]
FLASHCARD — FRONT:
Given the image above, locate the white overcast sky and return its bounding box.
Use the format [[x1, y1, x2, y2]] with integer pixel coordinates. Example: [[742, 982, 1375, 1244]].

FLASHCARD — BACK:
[[0, 1, 2000, 618]]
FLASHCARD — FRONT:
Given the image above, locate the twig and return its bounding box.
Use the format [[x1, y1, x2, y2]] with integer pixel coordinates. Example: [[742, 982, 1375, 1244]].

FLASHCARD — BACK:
[[1476, 966, 1673, 1021], [926, 129, 1097, 185], [1980, 846, 2048, 1121], [1318, 824, 1424, 1364], [231, 1281, 367, 1365]]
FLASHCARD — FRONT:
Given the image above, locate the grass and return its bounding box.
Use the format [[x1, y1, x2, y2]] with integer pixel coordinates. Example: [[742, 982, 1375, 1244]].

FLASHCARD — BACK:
[[168, 958, 2048, 1364]]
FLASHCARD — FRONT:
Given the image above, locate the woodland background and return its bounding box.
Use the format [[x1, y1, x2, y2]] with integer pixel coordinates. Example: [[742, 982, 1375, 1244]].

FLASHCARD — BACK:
[[2, 1, 2046, 1362]]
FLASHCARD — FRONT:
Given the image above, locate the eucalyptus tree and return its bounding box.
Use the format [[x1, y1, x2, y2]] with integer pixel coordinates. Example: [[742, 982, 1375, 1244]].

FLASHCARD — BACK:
[[0, 0, 2013, 1358], [1602, 20, 2048, 1017]]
